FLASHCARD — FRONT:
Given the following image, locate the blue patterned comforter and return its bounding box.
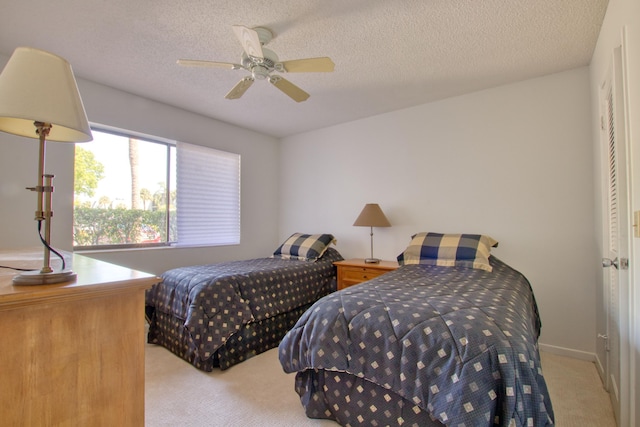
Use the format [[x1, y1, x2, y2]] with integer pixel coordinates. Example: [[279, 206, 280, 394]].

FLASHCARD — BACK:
[[279, 256, 554, 426], [146, 247, 343, 363]]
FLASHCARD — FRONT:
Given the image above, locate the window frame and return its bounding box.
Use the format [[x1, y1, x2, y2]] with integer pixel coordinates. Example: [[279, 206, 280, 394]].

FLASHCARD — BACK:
[[73, 124, 240, 251]]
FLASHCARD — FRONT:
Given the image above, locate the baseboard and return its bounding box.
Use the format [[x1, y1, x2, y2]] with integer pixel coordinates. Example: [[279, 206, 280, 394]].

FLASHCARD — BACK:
[[538, 343, 596, 361], [594, 353, 606, 378]]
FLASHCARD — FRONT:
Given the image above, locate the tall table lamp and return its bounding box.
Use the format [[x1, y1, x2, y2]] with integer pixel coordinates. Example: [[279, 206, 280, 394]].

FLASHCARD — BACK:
[[353, 203, 391, 263], [0, 47, 93, 284]]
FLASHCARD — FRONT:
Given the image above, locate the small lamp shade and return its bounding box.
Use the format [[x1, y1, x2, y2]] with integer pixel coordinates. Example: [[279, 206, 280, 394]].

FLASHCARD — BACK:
[[353, 203, 390, 263], [353, 203, 391, 227], [0, 47, 92, 142]]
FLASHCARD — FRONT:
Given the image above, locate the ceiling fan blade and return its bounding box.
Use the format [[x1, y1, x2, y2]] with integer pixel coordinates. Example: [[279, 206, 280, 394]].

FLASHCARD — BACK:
[[280, 57, 335, 73], [269, 76, 310, 102], [177, 59, 242, 70], [225, 77, 255, 100], [232, 25, 264, 59]]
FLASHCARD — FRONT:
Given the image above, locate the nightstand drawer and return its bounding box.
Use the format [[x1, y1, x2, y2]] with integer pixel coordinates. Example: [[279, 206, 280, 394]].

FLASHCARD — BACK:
[[334, 259, 399, 291], [341, 266, 387, 282]]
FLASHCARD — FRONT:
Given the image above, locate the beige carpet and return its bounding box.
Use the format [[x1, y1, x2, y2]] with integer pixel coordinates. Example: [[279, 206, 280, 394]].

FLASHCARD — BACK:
[[540, 352, 616, 427], [145, 343, 616, 426]]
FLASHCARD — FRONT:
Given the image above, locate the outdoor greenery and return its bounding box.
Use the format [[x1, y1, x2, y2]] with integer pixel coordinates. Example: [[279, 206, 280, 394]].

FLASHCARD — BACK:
[[74, 146, 104, 198], [73, 144, 175, 247], [73, 207, 176, 246]]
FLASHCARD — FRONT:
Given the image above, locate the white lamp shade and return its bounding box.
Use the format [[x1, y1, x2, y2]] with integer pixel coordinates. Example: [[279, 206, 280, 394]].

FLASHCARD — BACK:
[[0, 47, 92, 142]]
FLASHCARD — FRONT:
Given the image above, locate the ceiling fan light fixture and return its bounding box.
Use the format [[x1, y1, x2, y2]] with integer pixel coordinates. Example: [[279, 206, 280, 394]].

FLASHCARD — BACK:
[[252, 65, 269, 80]]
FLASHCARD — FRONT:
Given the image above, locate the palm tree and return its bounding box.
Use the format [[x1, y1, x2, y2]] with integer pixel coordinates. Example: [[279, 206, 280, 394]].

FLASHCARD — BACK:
[[97, 196, 111, 209], [129, 138, 141, 209], [153, 182, 167, 211], [140, 188, 152, 211]]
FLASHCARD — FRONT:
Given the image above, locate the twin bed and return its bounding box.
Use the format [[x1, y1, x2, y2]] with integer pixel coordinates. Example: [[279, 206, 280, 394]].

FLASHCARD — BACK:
[[279, 232, 554, 426], [146, 231, 554, 426], [145, 233, 341, 371]]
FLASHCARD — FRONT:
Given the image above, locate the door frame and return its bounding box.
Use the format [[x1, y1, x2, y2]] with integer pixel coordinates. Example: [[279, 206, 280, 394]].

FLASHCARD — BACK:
[[597, 28, 633, 427]]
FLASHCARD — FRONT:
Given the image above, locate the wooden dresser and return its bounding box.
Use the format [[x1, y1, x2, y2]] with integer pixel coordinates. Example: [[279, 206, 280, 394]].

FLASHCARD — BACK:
[[0, 250, 159, 426], [334, 258, 399, 290]]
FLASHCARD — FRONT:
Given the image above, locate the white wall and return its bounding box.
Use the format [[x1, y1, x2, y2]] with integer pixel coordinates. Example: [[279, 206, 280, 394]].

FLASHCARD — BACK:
[[590, 0, 640, 424], [280, 67, 597, 358], [0, 59, 281, 276]]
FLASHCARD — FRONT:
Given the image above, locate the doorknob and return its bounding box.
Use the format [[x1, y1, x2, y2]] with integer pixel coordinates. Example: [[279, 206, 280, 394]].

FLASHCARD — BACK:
[[602, 257, 629, 269]]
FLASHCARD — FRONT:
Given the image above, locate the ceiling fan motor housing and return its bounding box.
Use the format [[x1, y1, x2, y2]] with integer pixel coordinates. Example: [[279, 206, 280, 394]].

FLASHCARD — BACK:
[[242, 48, 279, 80]]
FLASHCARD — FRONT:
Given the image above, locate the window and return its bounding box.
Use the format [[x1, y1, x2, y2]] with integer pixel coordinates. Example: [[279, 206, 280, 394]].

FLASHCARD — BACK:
[[73, 126, 240, 249]]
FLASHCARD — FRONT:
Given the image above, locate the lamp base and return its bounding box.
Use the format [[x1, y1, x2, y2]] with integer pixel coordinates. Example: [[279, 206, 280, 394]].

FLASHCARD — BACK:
[[12, 269, 77, 285], [364, 258, 381, 264]]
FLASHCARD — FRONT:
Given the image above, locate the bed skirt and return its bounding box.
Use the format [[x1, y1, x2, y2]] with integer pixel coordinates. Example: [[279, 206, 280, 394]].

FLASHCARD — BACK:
[[294, 369, 444, 427], [147, 303, 314, 371]]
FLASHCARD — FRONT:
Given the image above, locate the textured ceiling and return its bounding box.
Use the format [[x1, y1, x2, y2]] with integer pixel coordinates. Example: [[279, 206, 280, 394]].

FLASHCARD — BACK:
[[0, 0, 608, 138]]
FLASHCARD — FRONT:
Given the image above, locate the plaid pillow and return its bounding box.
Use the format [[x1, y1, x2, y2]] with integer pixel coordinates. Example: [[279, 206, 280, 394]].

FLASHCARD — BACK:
[[397, 232, 498, 272], [273, 233, 336, 262]]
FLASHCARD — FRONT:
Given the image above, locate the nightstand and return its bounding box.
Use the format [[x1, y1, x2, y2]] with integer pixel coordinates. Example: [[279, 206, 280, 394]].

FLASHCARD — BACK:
[[334, 259, 399, 290]]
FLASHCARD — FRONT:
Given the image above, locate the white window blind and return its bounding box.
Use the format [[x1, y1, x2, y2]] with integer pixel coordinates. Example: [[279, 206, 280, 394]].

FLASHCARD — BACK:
[[176, 141, 240, 246]]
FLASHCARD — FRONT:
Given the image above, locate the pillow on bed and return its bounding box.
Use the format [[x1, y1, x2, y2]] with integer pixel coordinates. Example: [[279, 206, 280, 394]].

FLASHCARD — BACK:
[[273, 233, 336, 261], [397, 232, 498, 272]]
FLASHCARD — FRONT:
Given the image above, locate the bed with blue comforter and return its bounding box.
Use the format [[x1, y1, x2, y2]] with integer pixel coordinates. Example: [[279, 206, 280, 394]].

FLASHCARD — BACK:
[[146, 240, 343, 371], [279, 255, 554, 426]]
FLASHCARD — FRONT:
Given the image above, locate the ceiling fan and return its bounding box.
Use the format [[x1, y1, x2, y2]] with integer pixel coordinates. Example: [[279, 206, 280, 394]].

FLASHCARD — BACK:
[[177, 25, 335, 102]]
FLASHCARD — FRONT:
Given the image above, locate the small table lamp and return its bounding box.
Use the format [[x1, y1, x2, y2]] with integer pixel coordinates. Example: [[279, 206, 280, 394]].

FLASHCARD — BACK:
[[353, 203, 391, 263], [0, 47, 93, 284]]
